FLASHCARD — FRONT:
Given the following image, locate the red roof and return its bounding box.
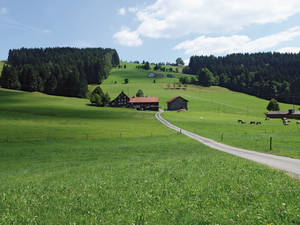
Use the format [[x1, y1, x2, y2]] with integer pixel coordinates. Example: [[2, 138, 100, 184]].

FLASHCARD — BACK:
[[167, 96, 188, 103], [129, 97, 158, 103]]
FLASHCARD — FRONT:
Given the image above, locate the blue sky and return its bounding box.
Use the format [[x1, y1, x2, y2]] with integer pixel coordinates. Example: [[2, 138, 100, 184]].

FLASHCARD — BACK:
[[1, 0, 300, 64]]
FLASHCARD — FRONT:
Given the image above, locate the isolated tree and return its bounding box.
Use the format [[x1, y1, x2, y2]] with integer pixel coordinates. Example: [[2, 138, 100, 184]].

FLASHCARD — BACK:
[[136, 89, 144, 97], [267, 98, 280, 111], [176, 57, 184, 66]]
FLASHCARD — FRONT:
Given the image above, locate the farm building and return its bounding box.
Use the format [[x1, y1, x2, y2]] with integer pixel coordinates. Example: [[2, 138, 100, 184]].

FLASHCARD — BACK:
[[129, 97, 159, 111], [167, 96, 188, 111], [110, 91, 130, 107], [266, 109, 300, 119]]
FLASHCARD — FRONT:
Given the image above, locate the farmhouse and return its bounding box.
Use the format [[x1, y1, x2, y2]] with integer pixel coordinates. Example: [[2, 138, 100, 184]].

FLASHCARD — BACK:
[[110, 91, 130, 107], [266, 109, 300, 119], [129, 97, 159, 111], [167, 96, 188, 111]]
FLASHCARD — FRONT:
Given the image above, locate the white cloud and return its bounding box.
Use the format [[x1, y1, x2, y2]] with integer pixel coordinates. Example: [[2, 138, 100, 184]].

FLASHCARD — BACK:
[[0, 7, 8, 15], [118, 8, 126, 16], [128, 7, 138, 13], [174, 27, 300, 55], [119, 0, 300, 40], [277, 47, 300, 53], [113, 27, 142, 47], [183, 58, 190, 66]]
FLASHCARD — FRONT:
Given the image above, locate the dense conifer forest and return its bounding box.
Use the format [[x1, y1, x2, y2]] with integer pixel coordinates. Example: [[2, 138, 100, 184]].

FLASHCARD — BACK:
[[183, 53, 300, 104], [0, 47, 119, 97]]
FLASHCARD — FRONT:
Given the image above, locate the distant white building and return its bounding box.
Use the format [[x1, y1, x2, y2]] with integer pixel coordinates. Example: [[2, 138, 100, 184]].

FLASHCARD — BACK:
[[148, 72, 156, 78], [147, 72, 163, 78]]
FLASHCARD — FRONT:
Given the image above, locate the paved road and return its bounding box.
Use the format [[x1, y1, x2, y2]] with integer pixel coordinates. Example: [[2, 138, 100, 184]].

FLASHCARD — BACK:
[[156, 111, 300, 177]]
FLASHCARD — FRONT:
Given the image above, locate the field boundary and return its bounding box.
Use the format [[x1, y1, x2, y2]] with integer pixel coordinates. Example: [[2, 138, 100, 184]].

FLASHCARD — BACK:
[[156, 111, 300, 177]]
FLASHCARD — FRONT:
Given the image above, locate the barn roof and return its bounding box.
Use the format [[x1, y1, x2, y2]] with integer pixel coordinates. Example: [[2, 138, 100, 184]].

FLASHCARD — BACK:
[[129, 97, 159, 103], [167, 96, 188, 103]]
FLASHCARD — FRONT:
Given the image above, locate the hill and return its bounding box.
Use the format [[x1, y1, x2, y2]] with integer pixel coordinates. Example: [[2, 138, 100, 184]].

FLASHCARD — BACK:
[[1, 87, 300, 224], [1, 63, 300, 224], [101, 62, 300, 158], [0, 47, 119, 97], [185, 53, 300, 105]]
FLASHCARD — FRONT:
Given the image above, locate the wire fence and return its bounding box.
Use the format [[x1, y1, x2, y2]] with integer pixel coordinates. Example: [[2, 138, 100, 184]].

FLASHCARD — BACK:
[[0, 132, 178, 144]]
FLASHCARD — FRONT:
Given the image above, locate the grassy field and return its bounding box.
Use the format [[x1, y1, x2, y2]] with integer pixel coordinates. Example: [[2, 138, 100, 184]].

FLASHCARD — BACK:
[[1, 88, 300, 224], [99, 63, 300, 158], [1, 63, 300, 224]]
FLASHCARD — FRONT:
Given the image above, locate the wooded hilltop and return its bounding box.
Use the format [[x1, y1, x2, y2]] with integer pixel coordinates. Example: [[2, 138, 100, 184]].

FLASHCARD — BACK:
[[182, 52, 300, 105], [0, 47, 119, 97]]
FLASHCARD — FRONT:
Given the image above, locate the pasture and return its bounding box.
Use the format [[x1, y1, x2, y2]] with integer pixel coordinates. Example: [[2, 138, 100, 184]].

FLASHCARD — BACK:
[[1, 63, 300, 224], [101, 63, 300, 158]]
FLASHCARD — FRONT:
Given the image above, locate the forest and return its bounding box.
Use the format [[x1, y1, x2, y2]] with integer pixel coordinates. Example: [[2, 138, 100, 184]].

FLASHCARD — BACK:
[[0, 47, 119, 97], [182, 52, 300, 105]]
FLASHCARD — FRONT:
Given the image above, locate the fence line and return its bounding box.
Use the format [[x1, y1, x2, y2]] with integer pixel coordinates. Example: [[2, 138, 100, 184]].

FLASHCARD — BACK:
[[0, 132, 181, 144]]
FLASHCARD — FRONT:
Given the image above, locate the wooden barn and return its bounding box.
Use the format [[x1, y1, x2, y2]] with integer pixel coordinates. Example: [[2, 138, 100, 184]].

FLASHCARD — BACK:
[[129, 97, 159, 111], [110, 91, 130, 107], [266, 109, 300, 119], [167, 96, 188, 111]]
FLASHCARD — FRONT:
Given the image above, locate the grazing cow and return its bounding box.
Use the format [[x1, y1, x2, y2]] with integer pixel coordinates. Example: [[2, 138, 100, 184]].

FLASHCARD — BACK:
[[296, 121, 300, 125], [241, 121, 246, 124], [250, 121, 256, 124], [265, 117, 270, 120], [287, 120, 291, 123], [237, 119, 243, 123], [256, 121, 262, 125]]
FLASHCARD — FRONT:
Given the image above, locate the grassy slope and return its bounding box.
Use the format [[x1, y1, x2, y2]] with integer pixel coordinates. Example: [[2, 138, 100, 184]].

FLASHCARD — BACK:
[[0, 64, 300, 223], [101, 63, 300, 158]]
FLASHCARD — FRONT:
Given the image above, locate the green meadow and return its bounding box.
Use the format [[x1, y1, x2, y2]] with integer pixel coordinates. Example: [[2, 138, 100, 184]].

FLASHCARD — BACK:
[[1, 63, 300, 224], [102, 63, 300, 158]]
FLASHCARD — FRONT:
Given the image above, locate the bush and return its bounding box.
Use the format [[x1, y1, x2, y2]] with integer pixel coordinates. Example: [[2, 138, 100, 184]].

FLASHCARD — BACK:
[[267, 98, 280, 111], [89, 86, 110, 107], [136, 89, 144, 97]]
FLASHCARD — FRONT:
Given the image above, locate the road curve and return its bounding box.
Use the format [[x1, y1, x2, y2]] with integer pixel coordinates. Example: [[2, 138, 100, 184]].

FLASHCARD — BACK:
[[156, 111, 300, 177]]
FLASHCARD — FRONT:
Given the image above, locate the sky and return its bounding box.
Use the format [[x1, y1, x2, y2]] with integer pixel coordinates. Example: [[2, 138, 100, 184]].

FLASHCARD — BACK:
[[1, 0, 300, 64]]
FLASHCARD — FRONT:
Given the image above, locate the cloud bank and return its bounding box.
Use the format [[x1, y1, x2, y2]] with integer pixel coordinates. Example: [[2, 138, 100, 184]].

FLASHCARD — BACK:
[[174, 27, 300, 55], [114, 0, 300, 53]]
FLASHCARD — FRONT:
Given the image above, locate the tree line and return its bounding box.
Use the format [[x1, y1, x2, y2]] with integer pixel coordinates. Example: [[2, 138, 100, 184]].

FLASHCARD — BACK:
[[0, 47, 119, 97], [182, 52, 300, 104]]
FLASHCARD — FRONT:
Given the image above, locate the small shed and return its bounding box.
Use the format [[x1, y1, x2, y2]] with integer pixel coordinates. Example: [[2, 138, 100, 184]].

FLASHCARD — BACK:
[[167, 96, 188, 111], [110, 91, 130, 107], [129, 97, 159, 111]]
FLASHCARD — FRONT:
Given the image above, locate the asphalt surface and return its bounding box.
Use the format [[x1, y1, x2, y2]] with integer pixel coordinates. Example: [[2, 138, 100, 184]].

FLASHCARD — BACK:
[[156, 111, 300, 177]]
